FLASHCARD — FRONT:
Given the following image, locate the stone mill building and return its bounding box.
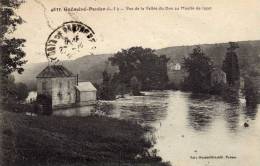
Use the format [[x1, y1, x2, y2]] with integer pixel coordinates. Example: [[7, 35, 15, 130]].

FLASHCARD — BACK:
[[36, 65, 97, 109]]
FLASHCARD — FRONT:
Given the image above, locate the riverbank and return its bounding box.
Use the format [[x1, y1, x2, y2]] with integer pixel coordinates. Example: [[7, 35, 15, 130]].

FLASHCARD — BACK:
[[0, 111, 170, 166]]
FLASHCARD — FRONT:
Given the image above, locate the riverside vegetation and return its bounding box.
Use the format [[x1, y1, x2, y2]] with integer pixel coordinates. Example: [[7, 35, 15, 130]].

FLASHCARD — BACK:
[[0, 111, 170, 166]]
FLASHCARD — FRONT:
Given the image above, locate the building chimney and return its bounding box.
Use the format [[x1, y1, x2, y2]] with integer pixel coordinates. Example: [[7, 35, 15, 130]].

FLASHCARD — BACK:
[[76, 74, 79, 85]]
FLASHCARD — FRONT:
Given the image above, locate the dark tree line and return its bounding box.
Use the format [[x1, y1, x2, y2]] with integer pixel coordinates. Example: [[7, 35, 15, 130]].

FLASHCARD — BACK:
[[183, 42, 259, 106], [98, 47, 169, 99], [183, 46, 213, 93], [222, 42, 240, 87], [109, 47, 169, 91], [183, 43, 241, 98]]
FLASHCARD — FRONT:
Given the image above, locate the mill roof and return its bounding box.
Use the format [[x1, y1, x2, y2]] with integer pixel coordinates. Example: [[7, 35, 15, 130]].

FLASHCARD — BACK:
[[75, 82, 97, 92], [36, 65, 76, 78]]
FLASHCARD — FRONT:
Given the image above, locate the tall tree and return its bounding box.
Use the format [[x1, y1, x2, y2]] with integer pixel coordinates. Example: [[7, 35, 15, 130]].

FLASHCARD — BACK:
[[98, 70, 116, 100], [222, 42, 240, 86], [1, 0, 27, 76], [15, 82, 29, 102], [109, 47, 169, 91], [183, 46, 213, 93], [0, 0, 27, 104]]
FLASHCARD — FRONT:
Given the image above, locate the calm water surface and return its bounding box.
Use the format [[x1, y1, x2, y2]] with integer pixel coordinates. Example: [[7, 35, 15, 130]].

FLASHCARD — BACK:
[[29, 91, 260, 166]]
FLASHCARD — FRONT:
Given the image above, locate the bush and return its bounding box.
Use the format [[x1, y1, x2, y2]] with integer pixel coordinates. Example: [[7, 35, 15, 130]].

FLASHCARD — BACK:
[[36, 94, 52, 115], [209, 83, 227, 95], [165, 82, 178, 90], [15, 82, 29, 102]]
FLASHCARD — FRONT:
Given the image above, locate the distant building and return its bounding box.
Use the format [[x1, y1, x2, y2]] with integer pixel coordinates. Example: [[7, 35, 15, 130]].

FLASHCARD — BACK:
[[36, 65, 96, 109], [168, 62, 181, 71], [174, 63, 181, 70], [167, 61, 186, 88], [210, 68, 227, 86]]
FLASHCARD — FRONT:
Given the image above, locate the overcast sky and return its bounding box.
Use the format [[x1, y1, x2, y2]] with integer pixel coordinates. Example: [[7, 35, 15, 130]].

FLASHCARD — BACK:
[[12, 0, 260, 64]]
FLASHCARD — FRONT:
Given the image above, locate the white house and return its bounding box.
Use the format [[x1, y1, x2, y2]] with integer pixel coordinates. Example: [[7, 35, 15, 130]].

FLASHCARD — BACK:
[[174, 63, 181, 70]]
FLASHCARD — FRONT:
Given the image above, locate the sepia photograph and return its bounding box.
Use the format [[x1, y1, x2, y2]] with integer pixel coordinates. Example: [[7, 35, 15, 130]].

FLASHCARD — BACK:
[[0, 0, 260, 166]]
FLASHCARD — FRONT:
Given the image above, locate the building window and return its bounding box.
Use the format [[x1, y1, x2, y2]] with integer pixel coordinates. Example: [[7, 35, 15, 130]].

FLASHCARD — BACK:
[[42, 81, 47, 91], [57, 91, 63, 100], [68, 80, 70, 89], [68, 93, 71, 101]]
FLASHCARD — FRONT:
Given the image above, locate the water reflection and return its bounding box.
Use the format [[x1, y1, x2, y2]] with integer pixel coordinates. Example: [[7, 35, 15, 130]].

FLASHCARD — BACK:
[[243, 105, 259, 120], [186, 94, 250, 133], [223, 104, 240, 132], [53, 106, 95, 116], [110, 92, 169, 125], [187, 108, 213, 131], [187, 95, 215, 132]]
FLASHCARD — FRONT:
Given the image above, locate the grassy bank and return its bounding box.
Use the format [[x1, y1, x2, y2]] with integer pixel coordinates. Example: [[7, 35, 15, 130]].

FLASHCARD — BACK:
[[0, 111, 170, 166]]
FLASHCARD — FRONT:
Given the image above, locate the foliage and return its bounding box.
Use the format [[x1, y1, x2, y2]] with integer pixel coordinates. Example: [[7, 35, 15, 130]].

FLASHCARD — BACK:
[[209, 83, 226, 95], [130, 76, 141, 95], [1, 75, 29, 110], [0, 0, 27, 76], [1, 111, 169, 165], [1, 75, 16, 105], [1, 38, 27, 75], [36, 94, 52, 115], [183, 46, 213, 93], [15, 82, 29, 101], [222, 42, 240, 86], [109, 47, 169, 91], [1, 0, 27, 105], [165, 82, 178, 90], [97, 71, 116, 100]]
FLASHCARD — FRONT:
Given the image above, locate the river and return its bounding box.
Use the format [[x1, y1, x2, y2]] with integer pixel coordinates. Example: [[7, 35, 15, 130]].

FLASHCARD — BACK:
[[27, 90, 260, 166]]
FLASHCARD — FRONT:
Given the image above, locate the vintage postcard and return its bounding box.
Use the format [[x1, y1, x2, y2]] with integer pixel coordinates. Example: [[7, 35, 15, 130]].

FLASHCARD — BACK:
[[1, 0, 260, 166]]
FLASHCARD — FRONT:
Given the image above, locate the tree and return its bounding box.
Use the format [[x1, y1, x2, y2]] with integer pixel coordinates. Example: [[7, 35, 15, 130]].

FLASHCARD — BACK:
[[109, 47, 169, 91], [1, 0, 27, 105], [98, 70, 116, 100], [183, 46, 213, 93], [15, 82, 29, 102], [222, 42, 240, 86], [1, 75, 16, 105], [130, 76, 141, 95]]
